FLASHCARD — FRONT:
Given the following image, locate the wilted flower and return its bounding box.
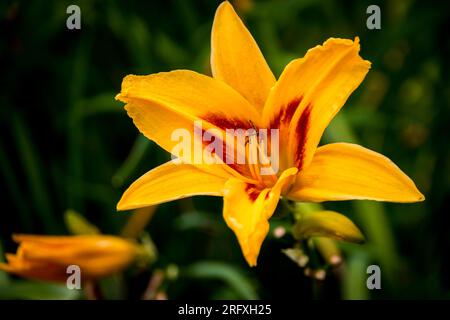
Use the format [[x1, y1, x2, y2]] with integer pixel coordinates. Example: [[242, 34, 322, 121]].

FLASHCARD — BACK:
[[0, 234, 139, 282]]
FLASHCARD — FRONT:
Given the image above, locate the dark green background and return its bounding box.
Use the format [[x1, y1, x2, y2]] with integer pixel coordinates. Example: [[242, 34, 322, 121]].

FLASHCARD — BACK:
[[1, 0, 449, 299]]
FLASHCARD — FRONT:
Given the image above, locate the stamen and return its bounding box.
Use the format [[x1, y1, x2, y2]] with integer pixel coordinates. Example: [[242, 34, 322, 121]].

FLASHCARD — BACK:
[[256, 138, 278, 185], [246, 134, 263, 184]]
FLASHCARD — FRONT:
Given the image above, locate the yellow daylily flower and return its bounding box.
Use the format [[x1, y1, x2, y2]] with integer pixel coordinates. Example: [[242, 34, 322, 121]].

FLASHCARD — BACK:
[[0, 234, 139, 282], [116, 1, 424, 266]]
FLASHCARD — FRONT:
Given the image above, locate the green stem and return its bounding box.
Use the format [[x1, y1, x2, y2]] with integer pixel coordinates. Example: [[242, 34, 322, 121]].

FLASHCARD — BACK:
[[67, 37, 90, 212], [112, 135, 152, 188], [12, 114, 58, 233]]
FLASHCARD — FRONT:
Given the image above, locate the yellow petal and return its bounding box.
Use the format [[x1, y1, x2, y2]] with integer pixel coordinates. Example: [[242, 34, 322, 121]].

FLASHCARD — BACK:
[[262, 38, 371, 170], [288, 143, 425, 202], [292, 210, 365, 243], [117, 161, 231, 211], [116, 70, 260, 136], [223, 167, 297, 266], [116, 70, 259, 178], [211, 1, 275, 111]]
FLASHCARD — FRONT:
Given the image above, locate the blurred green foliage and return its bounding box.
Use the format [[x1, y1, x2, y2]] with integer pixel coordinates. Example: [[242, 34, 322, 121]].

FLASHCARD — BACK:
[[1, 0, 449, 299]]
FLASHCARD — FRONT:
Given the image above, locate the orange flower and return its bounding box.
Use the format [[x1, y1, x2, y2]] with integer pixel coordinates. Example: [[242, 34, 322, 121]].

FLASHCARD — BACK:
[[115, 1, 424, 266], [0, 234, 139, 282]]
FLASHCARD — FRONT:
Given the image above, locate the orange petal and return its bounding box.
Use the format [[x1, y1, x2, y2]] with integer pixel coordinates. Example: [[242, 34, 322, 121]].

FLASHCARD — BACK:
[[3, 235, 140, 281], [288, 143, 425, 203], [0, 254, 67, 282], [116, 70, 259, 178], [262, 38, 371, 171], [117, 161, 231, 211], [211, 1, 275, 111], [223, 167, 297, 266]]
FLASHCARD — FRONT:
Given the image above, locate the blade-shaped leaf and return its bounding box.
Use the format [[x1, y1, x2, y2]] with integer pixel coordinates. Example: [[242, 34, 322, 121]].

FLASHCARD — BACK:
[[181, 261, 258, 300], [64, 209, 100, 235]]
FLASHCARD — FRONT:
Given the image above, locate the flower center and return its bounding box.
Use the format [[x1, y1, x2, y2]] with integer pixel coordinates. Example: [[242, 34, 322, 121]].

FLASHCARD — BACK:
[[244, 129, 278, 189]]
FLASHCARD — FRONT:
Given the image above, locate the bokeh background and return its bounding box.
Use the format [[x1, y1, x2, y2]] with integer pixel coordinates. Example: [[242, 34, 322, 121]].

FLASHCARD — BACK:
[[1, 0, 449, 299]]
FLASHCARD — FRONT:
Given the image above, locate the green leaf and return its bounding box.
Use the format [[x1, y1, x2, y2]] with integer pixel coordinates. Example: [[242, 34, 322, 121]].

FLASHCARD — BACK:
[[342, 251, 370, 300], [64, 209, 100, 235], [292, 211, 365, 244], [174, 211, 215, 230], [182, 261, 258, 300], [112, 135, 152, 188], [12, 114, 58, 233], [0, 281, 80, 300], [99, 274, 125, 300], [74, 92, 122, 119], [0, 242, 10, 287]]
